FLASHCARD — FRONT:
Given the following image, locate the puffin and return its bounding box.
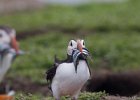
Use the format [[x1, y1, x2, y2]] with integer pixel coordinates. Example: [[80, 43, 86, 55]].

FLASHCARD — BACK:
[[46, 39, 91, 100], [0, 26, 20, 95]]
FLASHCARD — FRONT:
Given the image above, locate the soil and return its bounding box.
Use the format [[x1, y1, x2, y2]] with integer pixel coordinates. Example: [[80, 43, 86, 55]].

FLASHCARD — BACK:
[[87, 69, 140, 96], [2, 77, 50, 96], [102, 96, 137, 100]]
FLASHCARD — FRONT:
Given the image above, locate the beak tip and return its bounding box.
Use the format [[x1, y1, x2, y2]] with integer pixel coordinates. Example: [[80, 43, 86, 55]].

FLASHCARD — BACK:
[[11, 37, 19, 53], [77, 43, 83, 53]]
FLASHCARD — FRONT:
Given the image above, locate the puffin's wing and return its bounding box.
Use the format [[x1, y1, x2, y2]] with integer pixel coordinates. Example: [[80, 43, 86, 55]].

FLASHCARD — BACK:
[[46, 55, 69, 82], [46, 55, 60, 82], [46, 64, 57, 82], [86, 59, 91, 78]]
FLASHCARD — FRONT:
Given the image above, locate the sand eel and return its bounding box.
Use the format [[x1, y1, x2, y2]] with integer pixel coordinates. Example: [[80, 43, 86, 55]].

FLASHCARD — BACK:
[[46, 39, 91, 100]]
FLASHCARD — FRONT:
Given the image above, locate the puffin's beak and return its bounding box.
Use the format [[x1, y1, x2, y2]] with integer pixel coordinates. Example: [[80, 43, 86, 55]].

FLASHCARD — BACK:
[[77, 41, 83, 53], [11, 37, 19, 54]]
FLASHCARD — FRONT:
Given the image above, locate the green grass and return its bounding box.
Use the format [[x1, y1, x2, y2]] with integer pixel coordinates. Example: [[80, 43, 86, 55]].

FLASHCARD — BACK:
[[0, 0, 140, 32], [15, 92, 106, 100], [7, 32, 140, 84]]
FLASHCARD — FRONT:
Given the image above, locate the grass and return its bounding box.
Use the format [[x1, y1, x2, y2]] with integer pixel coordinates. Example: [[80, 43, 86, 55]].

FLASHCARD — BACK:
[[0, 0, 140, 32], [1, 0, 140, 99], [15, 92, 106, 100], [7, 32, 140, 84]]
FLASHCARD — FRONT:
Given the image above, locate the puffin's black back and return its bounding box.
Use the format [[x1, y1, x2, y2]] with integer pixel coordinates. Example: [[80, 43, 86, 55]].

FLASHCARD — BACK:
[[46, 55, 73, 83], [46, 64, 57, 83]]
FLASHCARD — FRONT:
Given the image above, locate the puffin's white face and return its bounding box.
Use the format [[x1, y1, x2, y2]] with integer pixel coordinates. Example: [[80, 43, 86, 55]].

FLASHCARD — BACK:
[[67, 39, 86, 56], [0, 29, 19, 53], [0, 29, 11, 44], [67, 40, 77, 55]]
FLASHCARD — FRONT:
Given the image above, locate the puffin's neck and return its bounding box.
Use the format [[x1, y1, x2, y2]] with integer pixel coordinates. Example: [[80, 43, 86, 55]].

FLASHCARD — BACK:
[[0, 53, 14, 82], [66, 55, 73, 63]]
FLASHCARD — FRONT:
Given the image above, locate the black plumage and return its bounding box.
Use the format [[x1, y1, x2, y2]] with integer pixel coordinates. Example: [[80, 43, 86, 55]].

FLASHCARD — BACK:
[[46, 55, 73, 83]]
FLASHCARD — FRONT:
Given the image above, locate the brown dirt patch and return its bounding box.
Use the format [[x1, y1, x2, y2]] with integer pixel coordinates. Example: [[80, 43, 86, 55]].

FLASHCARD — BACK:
[[102, 96, 138, 100], [3, 77, 50, 96], [16, 26, 81, 40], [87, 69, 140, 96], [16, 26, 93, 40], [17, 27, 49, 40]]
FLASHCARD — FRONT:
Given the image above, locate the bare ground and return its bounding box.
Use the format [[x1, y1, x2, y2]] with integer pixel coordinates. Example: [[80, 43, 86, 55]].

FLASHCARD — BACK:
[[87, 69, 140, 97], [3, 77, 50, 96]]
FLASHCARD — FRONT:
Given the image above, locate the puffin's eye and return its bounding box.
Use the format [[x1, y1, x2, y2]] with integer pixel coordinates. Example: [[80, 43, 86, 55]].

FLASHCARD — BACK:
[[70, 42, 73, 46], [83, 41, 85, 46]]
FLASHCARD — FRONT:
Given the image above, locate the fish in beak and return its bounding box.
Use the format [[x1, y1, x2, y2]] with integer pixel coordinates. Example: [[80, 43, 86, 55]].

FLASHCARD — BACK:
[[77, 40, 89, 60], [72, 40, 90, 72]]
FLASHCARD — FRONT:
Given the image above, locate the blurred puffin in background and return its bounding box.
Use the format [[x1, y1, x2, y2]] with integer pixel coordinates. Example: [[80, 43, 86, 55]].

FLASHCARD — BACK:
[[46, 39, 91, 100], [0, 26, 21, 96]]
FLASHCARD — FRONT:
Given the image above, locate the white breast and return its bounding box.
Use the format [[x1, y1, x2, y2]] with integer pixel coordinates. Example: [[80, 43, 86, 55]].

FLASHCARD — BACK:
[[0, 53, 13, 82], [51, 60, 90, 96]]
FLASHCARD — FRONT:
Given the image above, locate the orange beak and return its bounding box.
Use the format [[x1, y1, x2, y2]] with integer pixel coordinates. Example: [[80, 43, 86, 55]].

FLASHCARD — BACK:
[[11, 37, 19, 53], [77, 41, 83, 53]]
